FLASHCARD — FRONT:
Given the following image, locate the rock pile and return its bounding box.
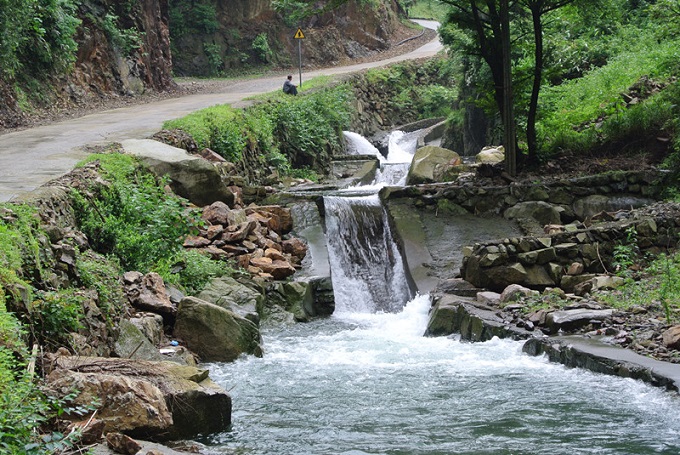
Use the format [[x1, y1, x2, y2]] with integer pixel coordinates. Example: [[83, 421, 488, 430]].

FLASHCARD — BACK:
[[183, 201, 308, 281]]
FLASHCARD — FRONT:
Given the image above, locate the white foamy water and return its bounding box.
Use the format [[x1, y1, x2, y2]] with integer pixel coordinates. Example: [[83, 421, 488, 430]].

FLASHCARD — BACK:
[[205, 295, 680, 455], [202, 130, 680, 454]]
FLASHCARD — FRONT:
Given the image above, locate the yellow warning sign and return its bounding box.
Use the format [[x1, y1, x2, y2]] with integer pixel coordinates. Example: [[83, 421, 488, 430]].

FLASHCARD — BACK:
[[294, 28, 305, 39]]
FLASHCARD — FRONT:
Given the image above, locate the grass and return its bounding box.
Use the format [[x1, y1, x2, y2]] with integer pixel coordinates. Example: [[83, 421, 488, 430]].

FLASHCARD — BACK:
[[409, 0, 449, 22], [597, 252, 680, 323], [537, 29, 680, 156]]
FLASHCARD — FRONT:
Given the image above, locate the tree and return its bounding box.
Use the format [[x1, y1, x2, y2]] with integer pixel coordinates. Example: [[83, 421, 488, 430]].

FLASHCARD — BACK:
[[522, 0, 580, 163], [440, 0, 518, 175], [441, 0, 586, 172]]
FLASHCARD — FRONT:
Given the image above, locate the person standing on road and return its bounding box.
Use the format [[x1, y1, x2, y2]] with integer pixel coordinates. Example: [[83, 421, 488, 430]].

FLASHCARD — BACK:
[[283, 75, 298, 95]]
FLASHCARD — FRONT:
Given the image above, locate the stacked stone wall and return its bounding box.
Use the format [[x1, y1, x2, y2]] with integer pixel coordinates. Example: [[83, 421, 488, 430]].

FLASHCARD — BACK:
[[384, 170, 666, 221]]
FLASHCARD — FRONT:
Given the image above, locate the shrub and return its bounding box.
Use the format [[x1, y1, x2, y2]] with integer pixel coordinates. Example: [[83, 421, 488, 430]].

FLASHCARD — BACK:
[[252, 33, 273, 63], [71, 154, 201, 273], [155, 249, 240, 296]]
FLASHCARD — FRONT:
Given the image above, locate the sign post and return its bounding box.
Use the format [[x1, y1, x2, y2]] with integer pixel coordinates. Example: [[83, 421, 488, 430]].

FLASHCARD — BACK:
[[294, 28, 305, 88]]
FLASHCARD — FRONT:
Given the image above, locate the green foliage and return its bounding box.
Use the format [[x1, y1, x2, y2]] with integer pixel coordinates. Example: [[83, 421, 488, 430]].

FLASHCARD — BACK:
[[410, 84, 458, 118], [0, 204, 43, 307], [537, 28, 680, 158], [598, 252, 680, 323], [76, 251, 125, 325], [203, 42, 223, 76], [101, 12, 144, 55], [28, 289, 85, 349], [612, 227, 640, 276], [272, 85, 352, 165], [408, 0, 449, 20], [71, 154, 201, 273], [0, 0, 80, 80], [252, 33, 273, 63], [164, 105, 251, 161], [169, 1, 219, 39], [165, 83, 352, 173], [155, 250, 240, 296]]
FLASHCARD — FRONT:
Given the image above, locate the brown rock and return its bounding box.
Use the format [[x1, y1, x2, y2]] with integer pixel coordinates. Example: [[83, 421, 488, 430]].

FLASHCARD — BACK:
[[201, 201, 231, 226], [245, 206, 293, 234], [125, 272, 175, 316], [67, 418, 106, 445], [222, 220, 258, 243], [183, 235, 211, 248], [282, 238, 308, 259], [265, 248, 286, 261], [198, 245, 230, 259], [198, 148, 226, 163], [106, 433, 142, 455], [662, 326, 680, 350], [567, 262, 585, 275], [250, 257, 296, 280], [205, 224, 224, 240]]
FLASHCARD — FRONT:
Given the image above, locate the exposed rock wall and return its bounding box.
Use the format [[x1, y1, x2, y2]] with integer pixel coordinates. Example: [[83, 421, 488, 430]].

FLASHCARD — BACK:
[[172, 0, 405, 76], [70, 0, 174, 99]]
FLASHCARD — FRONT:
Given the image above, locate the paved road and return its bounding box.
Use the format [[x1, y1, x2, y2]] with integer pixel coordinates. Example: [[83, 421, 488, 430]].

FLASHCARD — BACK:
[[0, 20, 442, 202]]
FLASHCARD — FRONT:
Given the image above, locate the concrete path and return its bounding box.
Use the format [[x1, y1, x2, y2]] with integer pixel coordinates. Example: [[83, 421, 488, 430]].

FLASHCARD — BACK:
[[0, 20, 442, 202]]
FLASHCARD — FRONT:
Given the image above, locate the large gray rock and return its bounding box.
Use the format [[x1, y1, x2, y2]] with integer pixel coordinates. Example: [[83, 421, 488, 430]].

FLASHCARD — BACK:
[[573, 195, 656, 220], [406, 145, 462, 185], [504, 201, 562, 226], [174, 297, 263, 362], [113, 319, 163, 361], [265, 280, 315, 322], [545, 308, 614, 334], [196, 276, 264, 325], [121, 139, 234, 207], [475, 146, 504, 164], [46, 356, 231, 440]]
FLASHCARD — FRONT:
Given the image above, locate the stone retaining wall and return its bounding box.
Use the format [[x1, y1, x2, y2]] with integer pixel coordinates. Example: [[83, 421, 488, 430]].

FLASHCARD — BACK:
[[383, 170, 667, 221], [460, 204, 680, 292]]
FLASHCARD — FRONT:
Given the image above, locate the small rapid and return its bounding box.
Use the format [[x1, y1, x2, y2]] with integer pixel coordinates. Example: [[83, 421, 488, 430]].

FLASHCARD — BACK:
[[206, 295, 680, 454], [203, 130, 680, 454]]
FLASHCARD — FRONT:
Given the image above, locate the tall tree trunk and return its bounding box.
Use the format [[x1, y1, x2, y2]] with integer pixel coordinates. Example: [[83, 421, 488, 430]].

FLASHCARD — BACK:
[[500, 0, 517, 176], [526, 3, 543, 165]]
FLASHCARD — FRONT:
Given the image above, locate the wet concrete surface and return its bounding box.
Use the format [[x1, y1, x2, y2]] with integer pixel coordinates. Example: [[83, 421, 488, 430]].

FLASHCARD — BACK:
[[0, 21, 443, 202]]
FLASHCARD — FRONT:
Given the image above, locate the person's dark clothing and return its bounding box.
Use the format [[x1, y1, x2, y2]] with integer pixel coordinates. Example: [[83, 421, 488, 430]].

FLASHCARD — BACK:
[[283, 79, 298, 95]]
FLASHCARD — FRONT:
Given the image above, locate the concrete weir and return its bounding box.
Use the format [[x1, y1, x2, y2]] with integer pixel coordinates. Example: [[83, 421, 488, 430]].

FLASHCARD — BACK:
[[523, 335, 680, 391]]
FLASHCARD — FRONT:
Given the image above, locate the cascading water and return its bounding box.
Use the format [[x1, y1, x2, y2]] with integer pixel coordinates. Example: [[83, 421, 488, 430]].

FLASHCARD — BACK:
[[202, 130, 680, 454], [323, 194, 412, 313]]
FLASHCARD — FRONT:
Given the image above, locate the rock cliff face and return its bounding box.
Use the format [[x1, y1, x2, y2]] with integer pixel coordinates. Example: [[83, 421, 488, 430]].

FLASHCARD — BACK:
[[69, 0, 174, 99], [0, 0, 174, 128], [171, 0, 405, 76]]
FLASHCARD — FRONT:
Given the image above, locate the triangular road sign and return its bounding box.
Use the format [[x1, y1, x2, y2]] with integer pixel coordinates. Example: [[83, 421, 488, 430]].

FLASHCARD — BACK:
[[294, 28, 305, 39]]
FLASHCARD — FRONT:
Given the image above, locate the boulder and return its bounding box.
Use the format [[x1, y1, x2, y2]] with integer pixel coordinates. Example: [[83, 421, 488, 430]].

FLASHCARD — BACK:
[[476, 291, 500, 306], [130, 313, 164, 346], [545, 308, 614, 334], [123, 272, 175, 318], [500, 284, 536, 303], [504, 201, 562, 227], [406, 145, 462, 185], [475, 146, 504, 164], [249, 257, 296, 280], [245, 206, 294, 234], [46, 356, 231, 440], [121, 139, 234, 207], [662, 326, 680, 350], [573, 195, 656, 220], [174, 297, 263, 362], [195, 276, 264, 324], [265, 281, 315, 322], [113, 320, 163, 361]]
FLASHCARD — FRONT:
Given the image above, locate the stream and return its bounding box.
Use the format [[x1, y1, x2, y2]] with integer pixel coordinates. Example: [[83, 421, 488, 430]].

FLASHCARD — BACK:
[[202, 131, 680, 454]]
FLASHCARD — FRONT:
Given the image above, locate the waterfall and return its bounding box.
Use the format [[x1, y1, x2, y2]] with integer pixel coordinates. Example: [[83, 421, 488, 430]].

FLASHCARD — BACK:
[[323, 194, 412, 314], [342, 131, 384, 162]]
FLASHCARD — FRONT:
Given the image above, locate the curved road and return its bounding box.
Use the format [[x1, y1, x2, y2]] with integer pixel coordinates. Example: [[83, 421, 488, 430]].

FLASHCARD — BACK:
[[0, 20, 441, 202]]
